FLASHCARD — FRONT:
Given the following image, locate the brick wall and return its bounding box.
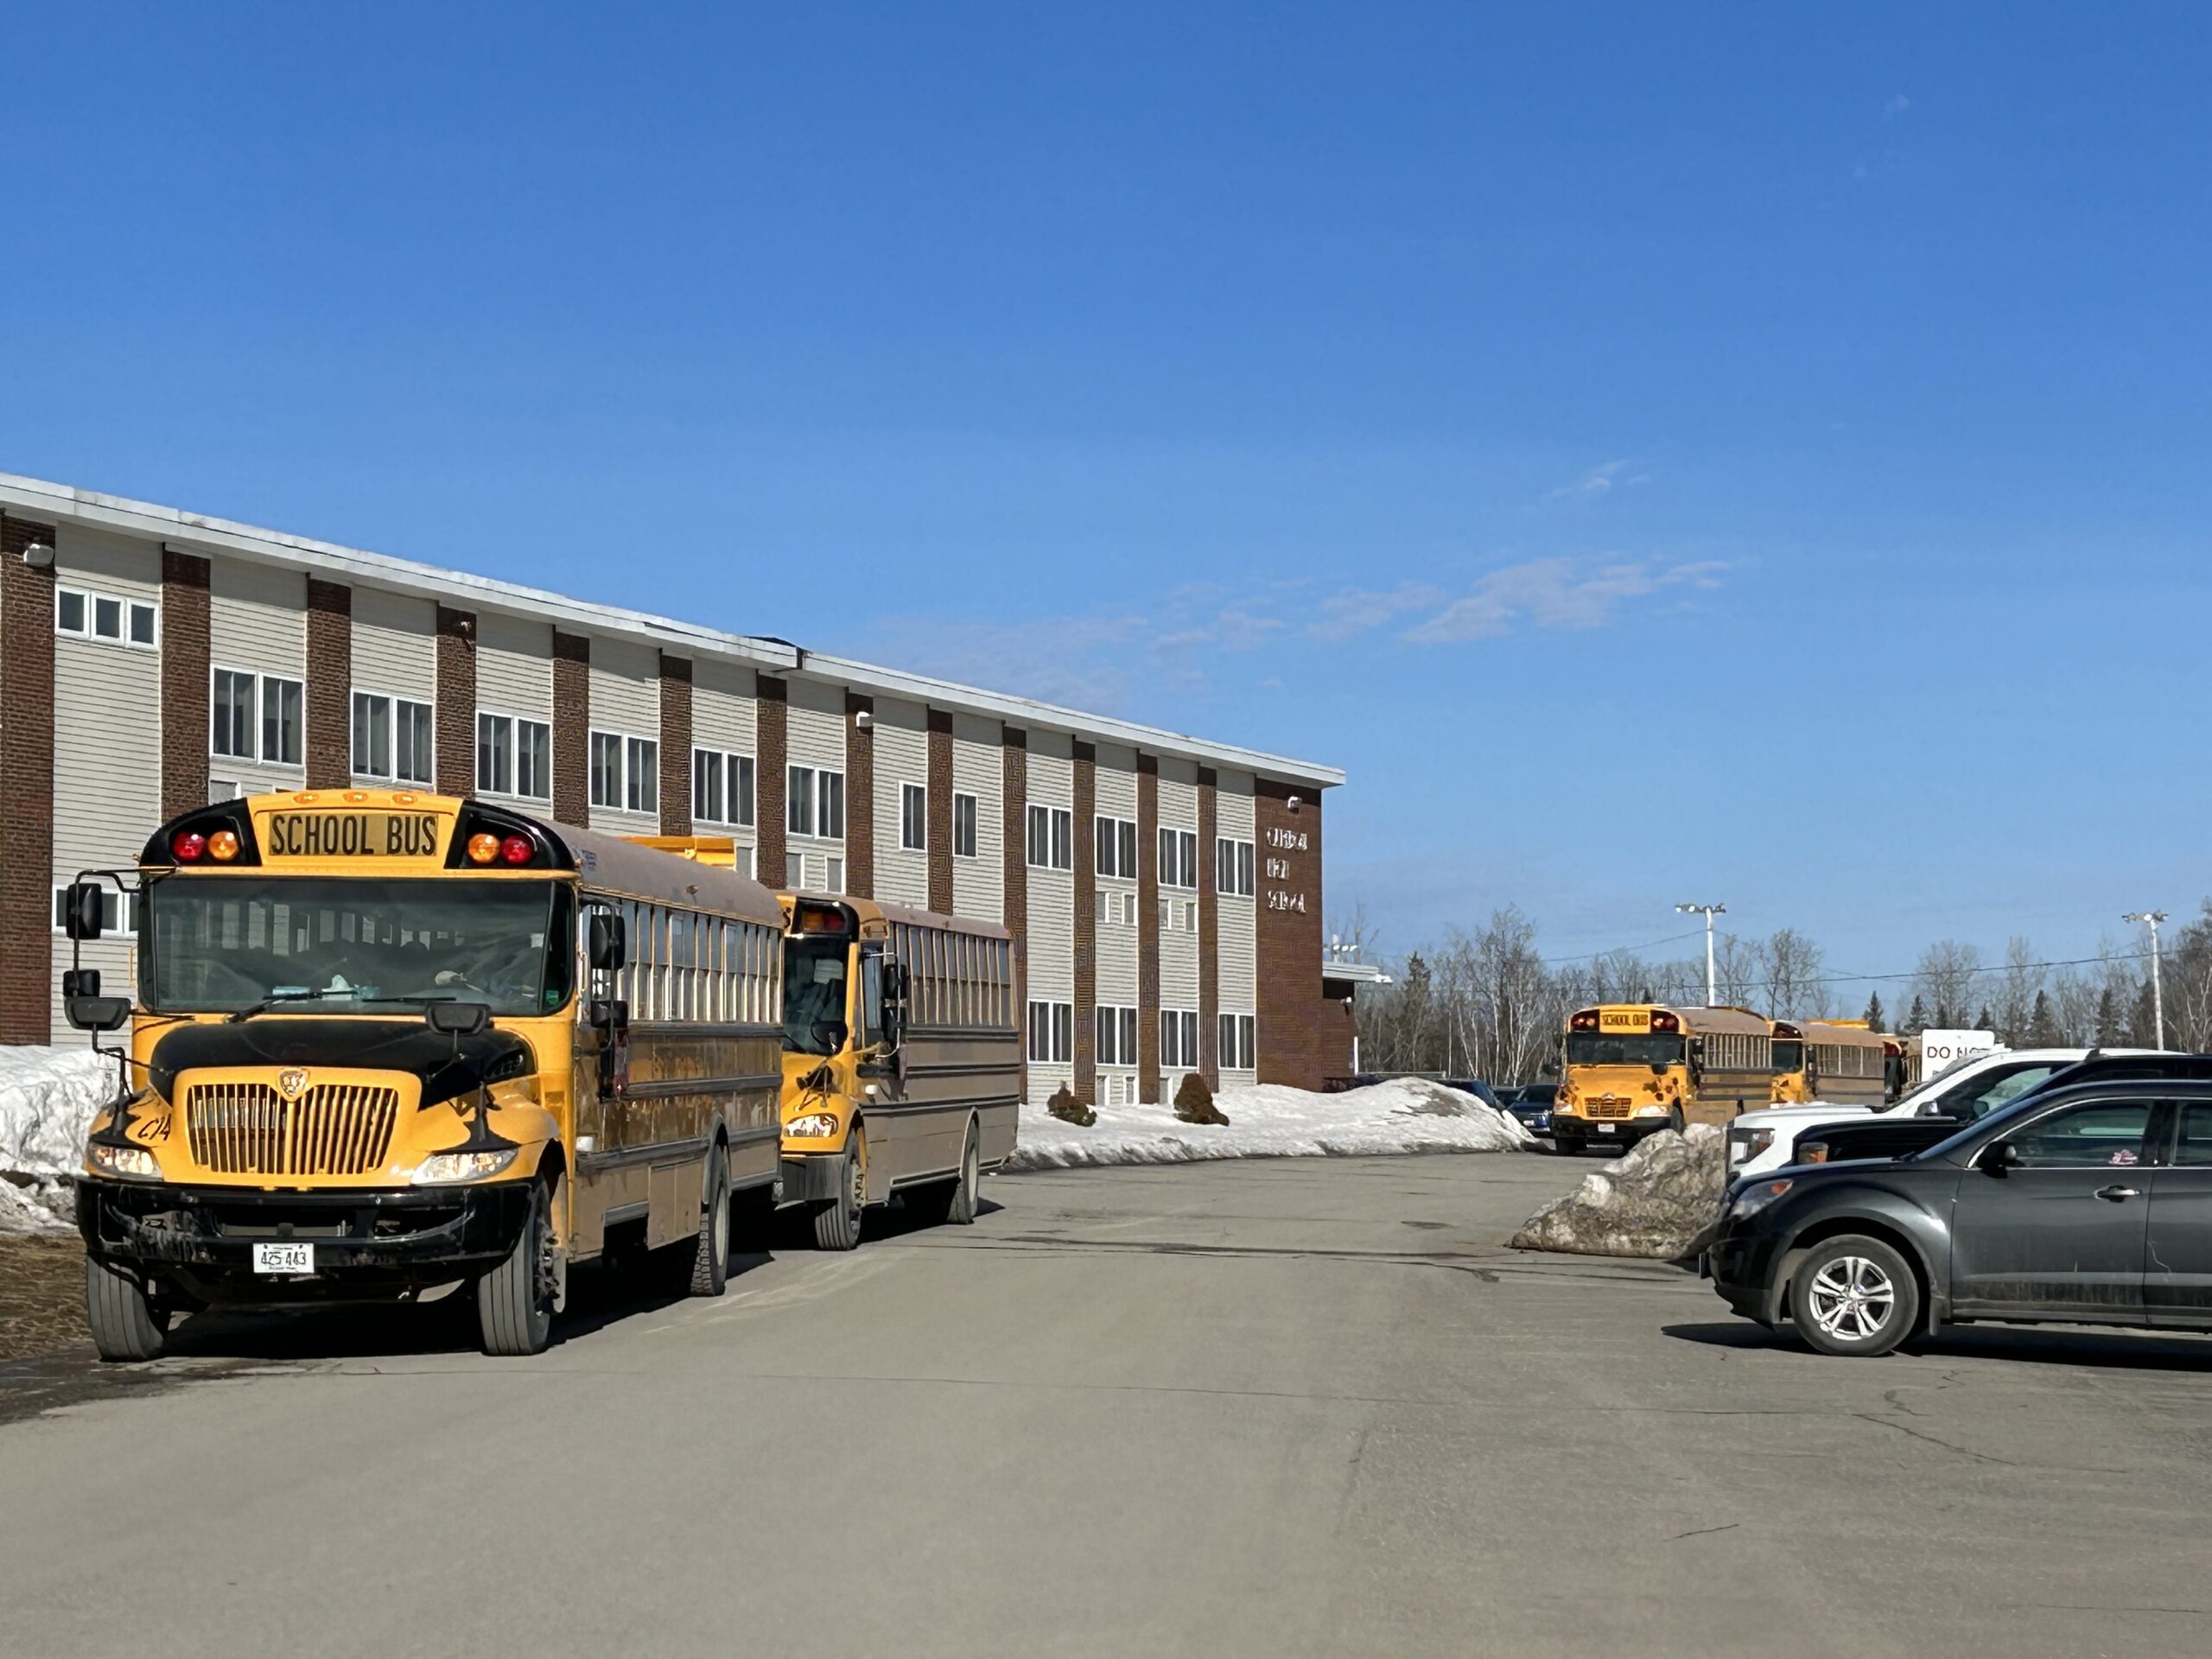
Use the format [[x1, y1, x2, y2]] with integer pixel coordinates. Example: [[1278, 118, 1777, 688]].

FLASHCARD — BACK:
[[0, 513, 57, 1044], [658, 652, 692, 836], [926, 708, 953, 914], [160, 547, 211, 818], [842, 690, 873, 898], [756, 676, 787, 885], [434, 607, 476, 798], [1253, 779, 1325, 1089], [1001, 728, 1028, 1102], [1198, 766, 1219, 1088], [304, 578, 352, 789], [1072, 740, 1096, 1100], [551, 631, 589, 825], [1136, 753, 1160, 1102]]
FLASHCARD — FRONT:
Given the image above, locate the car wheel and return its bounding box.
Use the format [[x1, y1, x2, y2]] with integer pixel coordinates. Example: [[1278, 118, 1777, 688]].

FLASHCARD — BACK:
[[1789, 1235, 1918, 1357]]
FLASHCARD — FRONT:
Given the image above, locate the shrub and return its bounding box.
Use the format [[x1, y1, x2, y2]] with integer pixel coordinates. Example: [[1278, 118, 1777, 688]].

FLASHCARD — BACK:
[[1173, 1071, 1229, 1126], [1046, 1085, 1096, 1127]]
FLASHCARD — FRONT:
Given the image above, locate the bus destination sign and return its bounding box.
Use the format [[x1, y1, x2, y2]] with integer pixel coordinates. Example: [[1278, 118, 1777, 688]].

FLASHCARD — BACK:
[[266, 811, 442, 860]]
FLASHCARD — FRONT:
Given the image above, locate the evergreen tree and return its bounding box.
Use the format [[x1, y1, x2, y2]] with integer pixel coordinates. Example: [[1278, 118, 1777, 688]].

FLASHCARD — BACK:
[[1973, 1006, 1994, 1033], [2094, 986, 2120, 1046], [1904, 994, 1929, 1034], [1862, 991, 1885, 1030], [2130, 980, 2160, 1048], [2028, 988, 2061, 1046]]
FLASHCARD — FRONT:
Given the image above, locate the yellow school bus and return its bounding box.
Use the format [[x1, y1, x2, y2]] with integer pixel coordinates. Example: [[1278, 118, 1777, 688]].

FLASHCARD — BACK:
[[772, 893, 1021, 1249], [64, 789, 785, 1362], [1551, 1003, 1774, 1154], [1767, 1020, 1903, 1108]]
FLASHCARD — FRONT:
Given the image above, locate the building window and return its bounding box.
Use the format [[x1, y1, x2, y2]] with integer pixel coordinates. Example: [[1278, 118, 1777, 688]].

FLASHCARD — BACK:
[[900, 783, 927, 852], [1027, 805, 1073, 871], [1095, 816, 1139, 879], [825, 855, 844, 893], [952, 791, 978, 858], [590, 733, 623, 809], [53, 886, 136, 934], [1100, 889, 1141, 927], [1160, 897, 1198, 933], [692, 748, 755, 828], [1216, 836, 1255, 898], [212, 668, 302, 766], [785, 852, 804, 888], [478, 712, 550, 800], [1159, 828, 1198, 889], [1160, 1009, 1199, 1069], [1027, 999, 1074, 1064], [56, 587, 157, 650], [352, 691, 433, 785], [589, 732, 658, 813], [1096, 1004, 1141, 1067], [788, 766, 845, 839], [1218, 1012, 1256, 1071]]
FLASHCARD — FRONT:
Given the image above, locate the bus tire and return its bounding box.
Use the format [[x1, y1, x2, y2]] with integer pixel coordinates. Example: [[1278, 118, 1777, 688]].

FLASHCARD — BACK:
[[906, 1120, 980, 1228], [1553, 1134, 1585, 1156], [683, 1142, 732, 1298], [477, 1179, 556, 1357], [85, 1256, 168, 1363], [811, 1123, 867, 1252]]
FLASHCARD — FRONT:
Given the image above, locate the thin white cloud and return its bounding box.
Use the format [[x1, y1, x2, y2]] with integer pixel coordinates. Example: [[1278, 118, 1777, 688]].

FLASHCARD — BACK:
[[1885, 92, 1911, 118], [1306, 579, 1446, 641], [1546, 459, 1649, 500], [1402, 557, 1725, 645]]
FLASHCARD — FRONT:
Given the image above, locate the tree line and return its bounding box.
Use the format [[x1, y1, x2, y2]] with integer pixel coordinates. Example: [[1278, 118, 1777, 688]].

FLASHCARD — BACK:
[[1342, 901, 2212, 1084]]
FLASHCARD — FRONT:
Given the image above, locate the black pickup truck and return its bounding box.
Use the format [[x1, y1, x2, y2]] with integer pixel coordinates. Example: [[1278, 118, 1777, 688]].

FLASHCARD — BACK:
[[1796, 1052, 2212, 1167]]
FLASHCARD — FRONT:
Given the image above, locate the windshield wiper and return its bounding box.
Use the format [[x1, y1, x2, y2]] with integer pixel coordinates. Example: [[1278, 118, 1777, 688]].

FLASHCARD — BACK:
[[228, 989, 454, 1023]]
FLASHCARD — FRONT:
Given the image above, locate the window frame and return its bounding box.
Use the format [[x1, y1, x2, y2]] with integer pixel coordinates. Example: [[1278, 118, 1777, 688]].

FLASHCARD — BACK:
[[476, 709, 553, 802], [1216, 836, 1256, 898], [952, 791, 979, 859], [210, 664, 304, 767], [900, 781, 928, 852], [55, 585, 159, 652], [691, 747, 756, 829], [52, 885, 137, 936], [351, 688, 435, 785], [1095, 815, 1141, 880]]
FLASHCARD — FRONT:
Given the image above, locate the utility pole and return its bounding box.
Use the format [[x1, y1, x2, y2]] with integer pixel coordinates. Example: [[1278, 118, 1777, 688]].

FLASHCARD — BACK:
[[2123, 911, 2168, 1046], [1678, 903, 1726, 1006]]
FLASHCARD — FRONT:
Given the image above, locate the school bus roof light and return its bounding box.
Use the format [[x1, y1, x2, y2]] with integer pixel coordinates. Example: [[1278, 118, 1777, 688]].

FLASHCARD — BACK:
[[499, 835, 533, 866], [797, 905, 848, 935], [1650, 1010, 1681, 1033], [171, 830, 207, 862], [467, 833, 502, 865], [207, 830, 241, 862], [1570, 1010, 1599, 1031]]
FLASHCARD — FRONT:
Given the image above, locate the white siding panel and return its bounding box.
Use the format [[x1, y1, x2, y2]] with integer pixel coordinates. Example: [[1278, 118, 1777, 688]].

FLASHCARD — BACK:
[[1027, 742, 1072, 808], [1093, 744, 1137, 818], [786, 678, 844, 773], [1158, 772, 1198, 831], [872, 697, 929, 908], [588, 637, 659, 736], [476, 612, 553, 721], [352, 587, 436, 701], [1027, 870, 1073, 998], [950, 716, 1001, 922], [1161, 927, 1199, 1008], [1096, 907, 1139, 1003], [207, 556, 307, 794], [1216, 772, 1256, 839], [691, 659, 757, 754], [49, 526, 162, 1043], [1219, 892, 1256, 1009]]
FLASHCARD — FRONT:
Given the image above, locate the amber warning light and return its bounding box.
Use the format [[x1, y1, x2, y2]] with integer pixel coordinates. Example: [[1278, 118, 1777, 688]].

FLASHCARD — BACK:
[[796, 905, 848, 935]]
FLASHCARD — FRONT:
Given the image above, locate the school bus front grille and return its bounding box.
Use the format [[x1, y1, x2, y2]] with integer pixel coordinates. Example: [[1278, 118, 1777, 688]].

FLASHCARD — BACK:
[[1584, 1096, 1633, 1121], [185, 1084, 401, 1177]]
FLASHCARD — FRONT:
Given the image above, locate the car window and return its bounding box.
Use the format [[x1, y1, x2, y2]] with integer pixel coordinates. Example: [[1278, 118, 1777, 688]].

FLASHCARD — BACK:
[[1936, 1063, 2061, 1119], [2175, 1103, 2212, 1167], [2005, 1101, 2152, 1168]]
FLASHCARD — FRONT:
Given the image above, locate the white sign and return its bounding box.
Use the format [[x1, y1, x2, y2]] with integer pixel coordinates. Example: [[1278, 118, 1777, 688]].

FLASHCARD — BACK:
[[1919, 1028, 1999, 1072], [1266, 827, 1308, 853]]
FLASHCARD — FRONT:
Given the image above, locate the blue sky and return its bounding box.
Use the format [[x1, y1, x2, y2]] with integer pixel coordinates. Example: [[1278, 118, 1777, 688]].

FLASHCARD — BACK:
[[3, 3, 2208, 977]]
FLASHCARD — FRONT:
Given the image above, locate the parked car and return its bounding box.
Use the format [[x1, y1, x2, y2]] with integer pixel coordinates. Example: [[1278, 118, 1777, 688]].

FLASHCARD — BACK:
[[1723, 1047, 2164, 1181], [1497, 1083, 1556, 1135], [1707, 1070, 2212, 1356], [1441, 1077, 1508, 1112]]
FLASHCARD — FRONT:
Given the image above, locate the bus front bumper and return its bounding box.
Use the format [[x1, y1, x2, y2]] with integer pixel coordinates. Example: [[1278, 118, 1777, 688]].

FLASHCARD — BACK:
[[78, 1179, 534, 1300], [1549, 1116, 1670, 1144]]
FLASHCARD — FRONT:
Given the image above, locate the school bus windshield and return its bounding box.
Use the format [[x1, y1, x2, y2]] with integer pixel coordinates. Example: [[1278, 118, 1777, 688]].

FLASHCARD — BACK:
[[1565, 1032, 1684, 1067], [143, 876, 574, 1017], [783, 935, 850, 1055], [1770, 1039, 1804, 1071]]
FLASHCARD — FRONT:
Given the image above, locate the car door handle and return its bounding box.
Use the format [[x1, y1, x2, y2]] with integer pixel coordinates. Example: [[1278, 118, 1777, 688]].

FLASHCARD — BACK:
[[2094, 1185, 2140, 1202]]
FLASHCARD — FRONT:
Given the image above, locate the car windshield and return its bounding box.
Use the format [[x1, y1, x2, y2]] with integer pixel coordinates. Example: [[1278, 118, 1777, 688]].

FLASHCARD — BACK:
[[1930, 1062, 2065, 1120], [782, 936, 850, 1056], [143, 877, 573, 1017], [1567, 1033, 1683, 1067]]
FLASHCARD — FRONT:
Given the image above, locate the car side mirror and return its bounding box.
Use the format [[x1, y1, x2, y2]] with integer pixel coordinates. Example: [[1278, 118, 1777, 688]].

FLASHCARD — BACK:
[[67, 994, 131, 1033], [1977, 1141, 2020, 1173], [588, 912, 627, 973], [62, 881, 107, 941], [425, 1001, 491, 1037]]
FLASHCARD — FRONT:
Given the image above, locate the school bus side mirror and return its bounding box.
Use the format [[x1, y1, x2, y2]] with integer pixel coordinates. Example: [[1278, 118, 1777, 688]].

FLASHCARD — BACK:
[[67, 995, 132, 1033], [588, 912, 627, 973], [62, 881, 107, 941]]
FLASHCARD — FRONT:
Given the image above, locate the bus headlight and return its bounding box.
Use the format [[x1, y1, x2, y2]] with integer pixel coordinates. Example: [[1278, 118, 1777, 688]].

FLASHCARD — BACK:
[[785, 1112, 841, 1141], [1635, 1103, 1667, 1118], [87, 1143, 161, 1180], [411, 1148, 518, 1185]]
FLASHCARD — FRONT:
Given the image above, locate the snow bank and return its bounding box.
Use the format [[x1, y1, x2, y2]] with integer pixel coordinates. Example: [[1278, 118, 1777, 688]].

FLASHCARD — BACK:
[[1510, 1124, 1726, 1260], [1008, 1078, 1532, 1171], [0, 1046, 115, 1181], [0, 1176, 75, 1236]]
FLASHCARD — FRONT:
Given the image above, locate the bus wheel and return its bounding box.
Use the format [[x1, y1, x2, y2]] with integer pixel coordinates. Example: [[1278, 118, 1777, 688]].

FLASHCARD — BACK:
[[85, 1257, 168, 1363], [478, 1179, 556, 1357], [906, 1120, 980, 1228], [1552, 1134, 1584, 1156], [683, 1142, 732, 1298], [812, 1124, 867, 1251]]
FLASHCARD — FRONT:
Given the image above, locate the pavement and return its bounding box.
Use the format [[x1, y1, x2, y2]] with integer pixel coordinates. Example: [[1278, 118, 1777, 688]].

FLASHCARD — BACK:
[[3, 1151, 2209, 1659]]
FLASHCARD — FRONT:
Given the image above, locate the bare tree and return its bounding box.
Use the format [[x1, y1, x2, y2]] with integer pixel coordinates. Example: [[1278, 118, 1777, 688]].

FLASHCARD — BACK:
[[1911, 940, 1986, 1028], [1760, 928, 1831, 1020]]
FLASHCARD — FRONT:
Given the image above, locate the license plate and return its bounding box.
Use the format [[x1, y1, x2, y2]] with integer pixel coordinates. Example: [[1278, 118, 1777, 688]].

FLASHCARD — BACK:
[[253, 1242, 315, 1275], [1597, 1123, 1617, 1135]]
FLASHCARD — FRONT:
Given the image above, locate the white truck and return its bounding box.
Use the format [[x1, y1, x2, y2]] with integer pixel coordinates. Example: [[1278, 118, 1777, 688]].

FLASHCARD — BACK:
[[1722, 1044, 2159, 1181]]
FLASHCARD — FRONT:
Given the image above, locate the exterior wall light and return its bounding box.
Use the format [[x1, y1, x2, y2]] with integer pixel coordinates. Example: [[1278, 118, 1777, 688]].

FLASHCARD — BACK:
[[22, 542, 55, 570]]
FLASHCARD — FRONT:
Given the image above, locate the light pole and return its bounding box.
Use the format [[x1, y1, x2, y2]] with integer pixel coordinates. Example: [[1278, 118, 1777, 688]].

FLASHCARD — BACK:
[[2123, 911, 2168, 1046], [1678, 903, 1726, 1006]]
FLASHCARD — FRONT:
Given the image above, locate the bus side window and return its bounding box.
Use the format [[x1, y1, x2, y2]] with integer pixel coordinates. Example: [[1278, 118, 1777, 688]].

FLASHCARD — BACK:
[[861, 950, 885, 1049]]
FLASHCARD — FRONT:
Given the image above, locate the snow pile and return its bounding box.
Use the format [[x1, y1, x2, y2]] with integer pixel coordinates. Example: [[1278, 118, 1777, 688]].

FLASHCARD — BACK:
[[1008, 1078, 1532, 1171], [1510, 1124, 1726, 1260], [0, 1176, 74, 1236], [0, 1045, 115, 1181]]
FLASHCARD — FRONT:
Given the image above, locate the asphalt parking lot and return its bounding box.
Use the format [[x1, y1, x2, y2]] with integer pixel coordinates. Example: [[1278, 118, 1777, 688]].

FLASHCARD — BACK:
[[3, 1151, 2209, 1658]]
